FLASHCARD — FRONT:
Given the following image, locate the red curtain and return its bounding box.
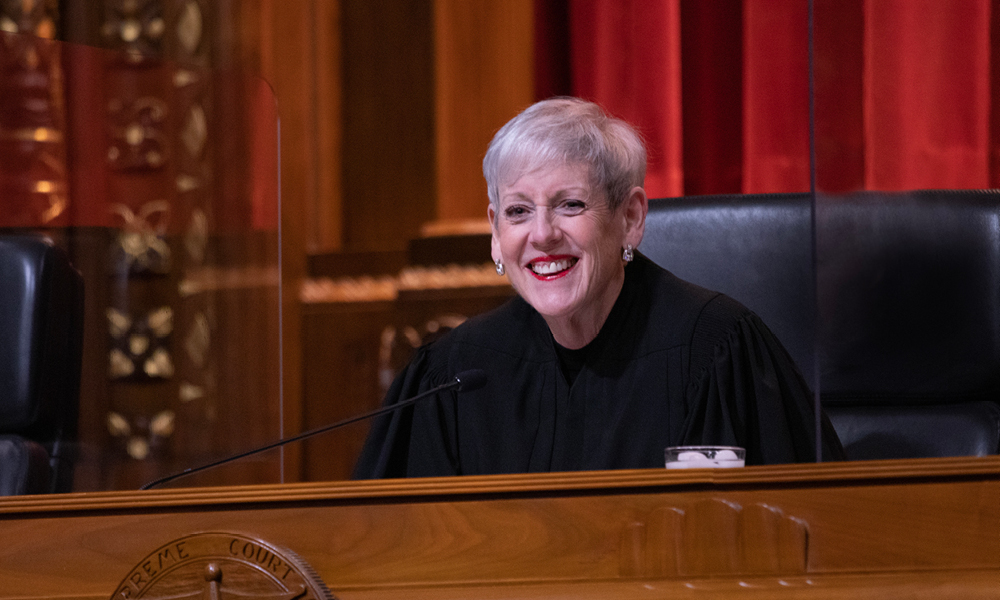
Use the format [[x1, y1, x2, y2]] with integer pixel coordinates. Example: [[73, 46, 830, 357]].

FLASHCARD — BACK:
[[538, 0, 999, 197], [568, 0, 685, 197], [742, 0, 810, 193], [861, 0, 991, 191]]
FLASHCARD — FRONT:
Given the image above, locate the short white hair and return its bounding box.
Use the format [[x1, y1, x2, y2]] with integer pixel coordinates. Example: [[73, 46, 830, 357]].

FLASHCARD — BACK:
[[483, 97, 647, 212]]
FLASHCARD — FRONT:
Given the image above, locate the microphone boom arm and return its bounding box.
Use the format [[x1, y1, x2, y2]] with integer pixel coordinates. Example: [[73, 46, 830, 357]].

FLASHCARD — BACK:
[[140, 369, 485, 490]]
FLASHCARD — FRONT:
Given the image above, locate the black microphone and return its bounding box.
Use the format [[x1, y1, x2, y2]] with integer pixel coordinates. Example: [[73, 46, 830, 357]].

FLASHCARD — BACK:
[[140, 369, 487, 490]]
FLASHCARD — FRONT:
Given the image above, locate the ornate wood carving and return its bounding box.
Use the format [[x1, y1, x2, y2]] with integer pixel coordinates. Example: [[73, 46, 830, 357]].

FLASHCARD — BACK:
[[88, 0, 261, 490], [101, 0, 165, 64], [620, 498, 808, 577], [14, 0, 288, 492], [110, 532, 334, 600], [106, 97, 169, 169], [0, 0, 57, 37], [0, 0, 67, 228]]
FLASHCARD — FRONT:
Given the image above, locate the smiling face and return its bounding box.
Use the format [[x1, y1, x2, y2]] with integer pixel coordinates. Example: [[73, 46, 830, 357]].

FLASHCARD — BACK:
[[489, 162, 647, 348]]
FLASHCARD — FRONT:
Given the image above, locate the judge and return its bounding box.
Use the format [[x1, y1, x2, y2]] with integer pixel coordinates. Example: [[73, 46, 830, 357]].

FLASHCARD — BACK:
[[355, 97, 844, 478]]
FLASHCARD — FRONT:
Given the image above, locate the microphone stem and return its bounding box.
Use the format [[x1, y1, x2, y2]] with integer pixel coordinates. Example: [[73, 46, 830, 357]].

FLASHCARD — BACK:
[[140, 377, 463, 490]]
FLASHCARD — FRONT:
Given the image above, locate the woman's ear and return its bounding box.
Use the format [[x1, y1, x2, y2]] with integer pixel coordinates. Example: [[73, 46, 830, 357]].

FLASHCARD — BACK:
[[622, 186, 648, 249], [488, 203, 502, 264]]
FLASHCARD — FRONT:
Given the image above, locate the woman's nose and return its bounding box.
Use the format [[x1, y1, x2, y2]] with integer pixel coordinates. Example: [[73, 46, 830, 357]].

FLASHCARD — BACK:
[[529, 209, 561, 246]]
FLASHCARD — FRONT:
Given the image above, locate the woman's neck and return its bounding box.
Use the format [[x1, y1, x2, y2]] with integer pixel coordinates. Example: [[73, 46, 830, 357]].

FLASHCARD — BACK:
[[543, 269, 625, 349]]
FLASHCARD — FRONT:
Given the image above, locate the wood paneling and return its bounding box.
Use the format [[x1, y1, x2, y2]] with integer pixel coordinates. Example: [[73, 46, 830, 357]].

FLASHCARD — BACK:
[[341, 0, 435, 252], [301, 299, 395, 482], [433, 0, 535, 224], [337, 0, 535, 248], [310, 0, 343, 253], [4, 459, 1000, 599], [300, 282, 514, 481]]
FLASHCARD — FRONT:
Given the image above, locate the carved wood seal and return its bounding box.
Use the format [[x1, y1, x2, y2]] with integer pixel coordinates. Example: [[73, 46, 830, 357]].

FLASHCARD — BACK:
[[110, 532, 335, 600]]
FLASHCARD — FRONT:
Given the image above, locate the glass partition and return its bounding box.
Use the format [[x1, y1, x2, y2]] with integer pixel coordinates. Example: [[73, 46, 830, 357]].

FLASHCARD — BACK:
[[642, 1, 1000, 462], [0, 31, 281, 491]]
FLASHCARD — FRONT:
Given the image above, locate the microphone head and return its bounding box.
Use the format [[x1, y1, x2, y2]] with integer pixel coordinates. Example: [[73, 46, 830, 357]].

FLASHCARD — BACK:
[[454, 369, 487, 392]]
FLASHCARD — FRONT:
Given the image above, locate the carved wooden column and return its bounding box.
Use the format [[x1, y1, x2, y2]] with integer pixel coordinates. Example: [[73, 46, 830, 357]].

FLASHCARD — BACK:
[[54, 0, 284, 491], [94, 0, 206, 488]]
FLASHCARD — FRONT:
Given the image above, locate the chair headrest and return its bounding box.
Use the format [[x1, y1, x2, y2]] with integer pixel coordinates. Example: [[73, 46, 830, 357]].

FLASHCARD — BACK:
[[817, 190, 1000, 399], [0, 233, 83, 437], [641, 190, 1000, 400]]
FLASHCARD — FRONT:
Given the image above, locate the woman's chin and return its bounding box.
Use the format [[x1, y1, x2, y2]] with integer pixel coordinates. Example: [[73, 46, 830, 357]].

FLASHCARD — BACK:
[[512, 268, 597, 319], [523, 291, 589, 323]]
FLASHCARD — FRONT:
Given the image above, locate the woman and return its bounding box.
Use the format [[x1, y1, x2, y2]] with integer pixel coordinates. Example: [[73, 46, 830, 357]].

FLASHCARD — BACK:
[[355, 97, 843, 478]]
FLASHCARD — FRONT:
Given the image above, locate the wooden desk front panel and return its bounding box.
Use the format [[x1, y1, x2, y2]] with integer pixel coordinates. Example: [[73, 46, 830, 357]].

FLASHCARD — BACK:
[[2, 459, 999, 599]]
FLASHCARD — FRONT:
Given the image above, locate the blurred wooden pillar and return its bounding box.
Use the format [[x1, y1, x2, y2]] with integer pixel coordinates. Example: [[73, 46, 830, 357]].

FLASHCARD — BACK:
[[431, 0, 535, 231], [336, 0, 534, 250], [253, 0, 342, 481], [339, 0, 434, 253], [251, 0, 342, 256]]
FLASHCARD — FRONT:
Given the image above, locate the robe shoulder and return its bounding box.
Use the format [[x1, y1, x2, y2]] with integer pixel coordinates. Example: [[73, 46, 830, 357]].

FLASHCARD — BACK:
[[432, 294, 554, 363]]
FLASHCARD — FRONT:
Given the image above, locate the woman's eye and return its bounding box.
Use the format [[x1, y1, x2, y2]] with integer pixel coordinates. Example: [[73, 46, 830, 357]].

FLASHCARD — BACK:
[[504, 206, 530, 220], [560, 200, 586, 214]]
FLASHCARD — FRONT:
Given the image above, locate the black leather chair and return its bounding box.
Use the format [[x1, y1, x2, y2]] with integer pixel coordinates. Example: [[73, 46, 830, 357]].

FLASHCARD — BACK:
[[641, 190, 1000, 460], [0, 233, 83, 494]]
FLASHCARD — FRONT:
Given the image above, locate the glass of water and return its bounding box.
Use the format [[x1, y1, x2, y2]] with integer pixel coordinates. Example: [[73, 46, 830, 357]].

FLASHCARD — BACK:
[[664, 446, 745, 469]]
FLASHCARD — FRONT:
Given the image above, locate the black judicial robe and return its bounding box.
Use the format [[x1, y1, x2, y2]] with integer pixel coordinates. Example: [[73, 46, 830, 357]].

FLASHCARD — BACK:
[[354, 254, 844, 478]]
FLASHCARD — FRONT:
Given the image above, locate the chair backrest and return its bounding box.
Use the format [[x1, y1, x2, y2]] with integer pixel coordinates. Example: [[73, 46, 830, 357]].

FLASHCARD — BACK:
[[0, 233, 83, 493], [640, 190, 1000, 460]]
